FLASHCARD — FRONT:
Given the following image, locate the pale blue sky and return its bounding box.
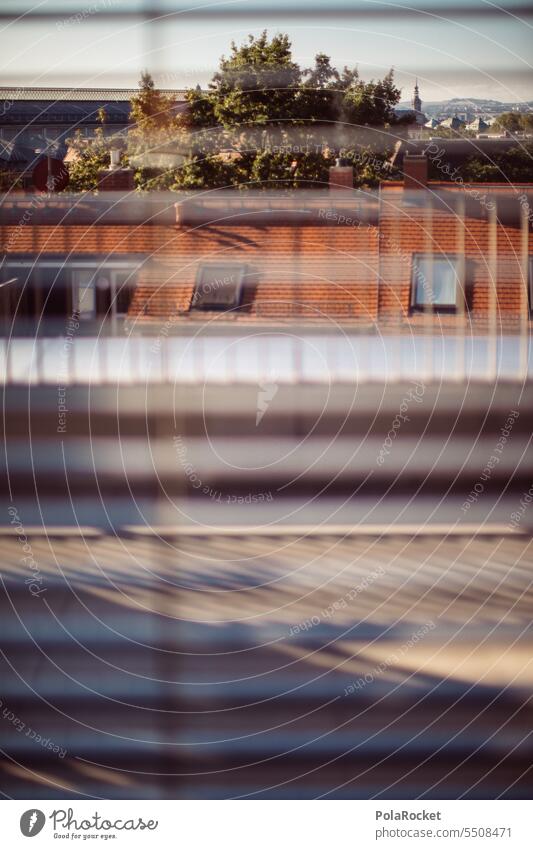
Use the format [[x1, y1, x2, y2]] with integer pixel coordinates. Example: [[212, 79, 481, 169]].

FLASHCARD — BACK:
[[1, 1, 532, 103]]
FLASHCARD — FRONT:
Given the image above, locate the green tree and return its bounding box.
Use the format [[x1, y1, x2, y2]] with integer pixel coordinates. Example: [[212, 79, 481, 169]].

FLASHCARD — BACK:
[[299, 53, 341, 123], [461, 142, 533, 182], [175, 32, 401, 191], [64, 99, 126, 191], [493, 112, 524, 134], [128, 71, 187, 190], [0, 167, 24, 192], [65, 126, 121, 193], [195, 31, 302, 130], [129, 71, 182, 142], [63, 35, 404, 192], [169, 152, 240, 190], [341, 69, 401, 127], [65, 72, 187, 192]]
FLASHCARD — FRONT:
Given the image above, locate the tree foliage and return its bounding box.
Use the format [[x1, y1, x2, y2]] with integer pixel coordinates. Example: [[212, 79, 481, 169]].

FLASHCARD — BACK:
[[65, 125, 120, 193], [128, 71, 183, 144], [460, 142, 533, 183], [341, 69, 400, 127], [174, 31, 403, 190], [204, 31, 302, 129], [186, 33, 401, 131], [127, 71, 187, 190], [493, 112, 533, 134], [0, 167, 24, 192], [63, 34, 406, 191]]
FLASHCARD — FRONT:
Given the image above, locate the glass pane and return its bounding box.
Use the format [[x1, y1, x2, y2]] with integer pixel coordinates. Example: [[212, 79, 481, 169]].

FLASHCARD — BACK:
[[113, 271, 135, 315], [415, 258, 457, 307], [433, 260, 457, 305], [414, 259, 432, 305], [192, 265, 243, 310], [73, 269, 96, 319], [37, 265, 68, 319]]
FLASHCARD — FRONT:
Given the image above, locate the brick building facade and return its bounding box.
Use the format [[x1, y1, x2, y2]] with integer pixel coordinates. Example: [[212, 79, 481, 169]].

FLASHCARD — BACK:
[[1, 158, 531, 333]]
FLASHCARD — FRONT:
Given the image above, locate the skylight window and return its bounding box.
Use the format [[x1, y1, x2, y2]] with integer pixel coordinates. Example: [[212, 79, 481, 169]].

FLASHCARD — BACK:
[[411, 255, 460, 311], [190, 264, 246, 311]]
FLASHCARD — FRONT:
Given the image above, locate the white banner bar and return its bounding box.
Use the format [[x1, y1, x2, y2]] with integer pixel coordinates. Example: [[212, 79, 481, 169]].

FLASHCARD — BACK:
[[3, 800, 530, 848]]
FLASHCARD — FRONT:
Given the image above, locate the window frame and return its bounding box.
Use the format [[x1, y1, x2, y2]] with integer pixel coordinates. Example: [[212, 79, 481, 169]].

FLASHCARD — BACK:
[[190, 263, 246, 312], [410, 253, 462, 314], [71, 267, 97, 319], [0, 256, 141, 321], [108, 268, 138, 319]]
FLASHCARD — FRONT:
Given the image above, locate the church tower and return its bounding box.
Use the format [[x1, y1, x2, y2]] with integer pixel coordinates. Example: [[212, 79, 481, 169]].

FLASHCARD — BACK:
[[412, 80, 422, 113]]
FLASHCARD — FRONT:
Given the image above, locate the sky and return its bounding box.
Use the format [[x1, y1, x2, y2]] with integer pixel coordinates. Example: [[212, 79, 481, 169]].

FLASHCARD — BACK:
[[0, 0, 532, 103]]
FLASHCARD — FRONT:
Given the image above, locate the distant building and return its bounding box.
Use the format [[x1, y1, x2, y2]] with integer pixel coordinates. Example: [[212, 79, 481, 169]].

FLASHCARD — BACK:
[[394, 82, 427, 136], [466, 116, 490, 134], [438, 116, 465, 132], [411, 80, 422, 114], [0, 87, 188, 144], [0, 87, 188, 188]]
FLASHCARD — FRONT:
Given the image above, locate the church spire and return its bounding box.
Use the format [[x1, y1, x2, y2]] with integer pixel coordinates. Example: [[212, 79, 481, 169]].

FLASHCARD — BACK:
[[412, 79, 422, 113]]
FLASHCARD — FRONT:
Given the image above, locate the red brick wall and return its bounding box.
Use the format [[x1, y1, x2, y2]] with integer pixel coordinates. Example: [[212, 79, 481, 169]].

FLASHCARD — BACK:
[[0, 224, 174, 256], [378, 186, 531, 330], [97, 168, 135, 192], [1, 187, 531, 329], [1, 221, 380, 324], [128, 224, 379, 323]]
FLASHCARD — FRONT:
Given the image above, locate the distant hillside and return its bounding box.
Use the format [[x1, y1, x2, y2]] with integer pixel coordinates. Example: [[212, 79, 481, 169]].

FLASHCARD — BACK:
[[398, 97, 533, 115]]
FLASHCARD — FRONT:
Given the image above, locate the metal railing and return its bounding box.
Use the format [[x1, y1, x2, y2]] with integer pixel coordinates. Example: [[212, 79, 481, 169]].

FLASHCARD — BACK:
[[1, 332, 531, 385]]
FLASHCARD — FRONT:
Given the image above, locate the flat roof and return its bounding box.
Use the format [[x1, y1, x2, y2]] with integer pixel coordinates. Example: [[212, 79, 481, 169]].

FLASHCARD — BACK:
[[0, 87, 188, 102]]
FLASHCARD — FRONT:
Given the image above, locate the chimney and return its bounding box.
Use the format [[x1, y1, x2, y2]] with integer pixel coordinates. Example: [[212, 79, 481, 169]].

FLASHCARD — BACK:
[[98, 166, 135, 192], [98, 148, 134, 192], [329, 160, 353, 191], [175, 201, 188, 227], [403, 154, 428, 190]]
